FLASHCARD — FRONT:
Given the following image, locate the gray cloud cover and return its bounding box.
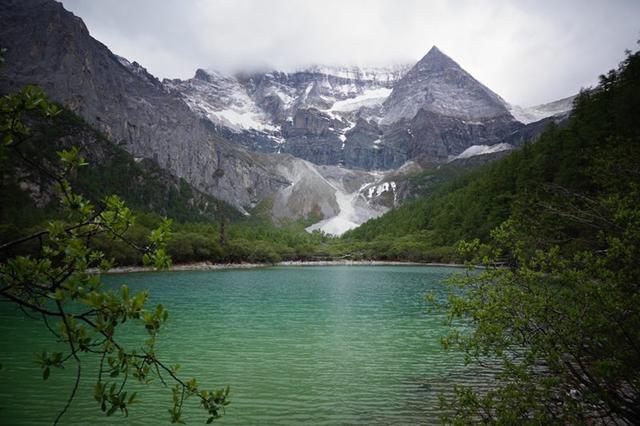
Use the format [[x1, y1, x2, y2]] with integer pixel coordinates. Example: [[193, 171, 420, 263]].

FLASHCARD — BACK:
[[61, 0, 639, 106]]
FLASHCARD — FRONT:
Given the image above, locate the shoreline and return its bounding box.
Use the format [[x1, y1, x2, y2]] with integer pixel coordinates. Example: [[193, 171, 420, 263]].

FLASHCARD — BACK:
[[92, 260, 467, 275]]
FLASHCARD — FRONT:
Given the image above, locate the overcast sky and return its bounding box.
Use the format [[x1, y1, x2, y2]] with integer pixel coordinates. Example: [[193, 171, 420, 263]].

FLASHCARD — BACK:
[[61, 0, 639, 106]]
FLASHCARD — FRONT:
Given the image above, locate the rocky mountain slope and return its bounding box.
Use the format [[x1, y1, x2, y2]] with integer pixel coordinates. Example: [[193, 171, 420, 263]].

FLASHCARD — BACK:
[[163, 64, 410, 159], [0, 0, 288, 214], [1, 108, 241, 227], [380, 46, 511, 124]]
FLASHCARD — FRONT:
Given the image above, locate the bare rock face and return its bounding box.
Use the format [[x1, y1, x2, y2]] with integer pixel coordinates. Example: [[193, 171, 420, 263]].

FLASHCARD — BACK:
[[281, 108, 345, 166], [269, 157, 341, 221], [343, 119, 386, 170], [288, 108, 336, 137], [406, 109, 521, 163], [0, 0, 288, 212], [508, 95, 575, 124]]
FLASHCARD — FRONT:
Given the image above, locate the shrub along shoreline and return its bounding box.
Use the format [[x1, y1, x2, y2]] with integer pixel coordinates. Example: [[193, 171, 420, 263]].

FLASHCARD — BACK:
[[90, 260, 467, 275]]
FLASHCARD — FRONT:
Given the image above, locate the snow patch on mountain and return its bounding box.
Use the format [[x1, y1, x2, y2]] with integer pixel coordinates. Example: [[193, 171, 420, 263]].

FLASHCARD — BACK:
[[508, 95, 575, 124], [300, 64, 411, 84], [366, 181, 396, 198], [165, 69, 277, 132], [450, 143, 512, 161], [305, 187, 387, 236], [208, 108, 278, 132], [330, 87, 392, 112], [305, 191, 371, 236], [302, 166, 390, 236]]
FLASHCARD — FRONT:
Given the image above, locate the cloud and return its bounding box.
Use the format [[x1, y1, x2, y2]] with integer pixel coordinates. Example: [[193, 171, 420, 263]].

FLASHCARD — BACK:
[[61, 0, 640, 106]]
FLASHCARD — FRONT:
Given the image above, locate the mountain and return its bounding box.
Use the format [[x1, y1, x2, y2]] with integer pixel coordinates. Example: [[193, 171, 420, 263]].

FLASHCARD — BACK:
[[372, 46, 524, 167], [0, 0, 289, 215], [0, 0, 576, 236], [163, 64, 410, 163], [343, 46, 640, 264], [167, 47, 569, 170], [0, 108, 241, 231]]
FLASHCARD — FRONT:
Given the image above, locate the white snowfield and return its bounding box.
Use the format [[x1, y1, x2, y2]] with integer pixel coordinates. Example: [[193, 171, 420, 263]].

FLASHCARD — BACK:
[[281, 166, 390, 236], [365, 181, 396, 198], [167, 66, 407, 136], [305, 189, 384, 236], [305, 172, 398, 236], [207, 108, 278, 132], [508, 95, 575, 124], [265, 158, 389, 236], [329, 87, 392, 112], [450, 143, 512, 161], [166, 70, 278, 133]]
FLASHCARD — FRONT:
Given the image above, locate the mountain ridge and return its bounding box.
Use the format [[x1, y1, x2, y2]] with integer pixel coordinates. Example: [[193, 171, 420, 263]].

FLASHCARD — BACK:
[[166, 46, 571, 171]]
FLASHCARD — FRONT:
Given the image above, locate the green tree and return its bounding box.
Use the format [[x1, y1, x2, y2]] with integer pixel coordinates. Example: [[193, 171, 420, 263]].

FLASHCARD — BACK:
[[436, 46, 640, 424], [0, 85, 229, 424]]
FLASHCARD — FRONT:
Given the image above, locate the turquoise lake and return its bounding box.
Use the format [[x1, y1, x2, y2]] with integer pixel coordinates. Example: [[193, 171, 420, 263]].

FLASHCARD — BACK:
[[0, 265, 490, 425]]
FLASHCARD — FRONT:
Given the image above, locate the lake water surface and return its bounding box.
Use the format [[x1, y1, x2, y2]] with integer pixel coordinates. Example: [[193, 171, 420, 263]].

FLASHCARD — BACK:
[[0, 265, 486, 425]]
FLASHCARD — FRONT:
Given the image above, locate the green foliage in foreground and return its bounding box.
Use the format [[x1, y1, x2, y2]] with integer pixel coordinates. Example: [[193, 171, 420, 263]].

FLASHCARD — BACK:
[[433, 47, 640, 423], [0, 86, 229, 424]]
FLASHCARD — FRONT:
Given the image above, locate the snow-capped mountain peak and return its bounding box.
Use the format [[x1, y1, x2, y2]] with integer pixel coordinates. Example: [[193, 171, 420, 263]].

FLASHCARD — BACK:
[[164, 47, 574, 173], [380, 46, 512, 124]]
